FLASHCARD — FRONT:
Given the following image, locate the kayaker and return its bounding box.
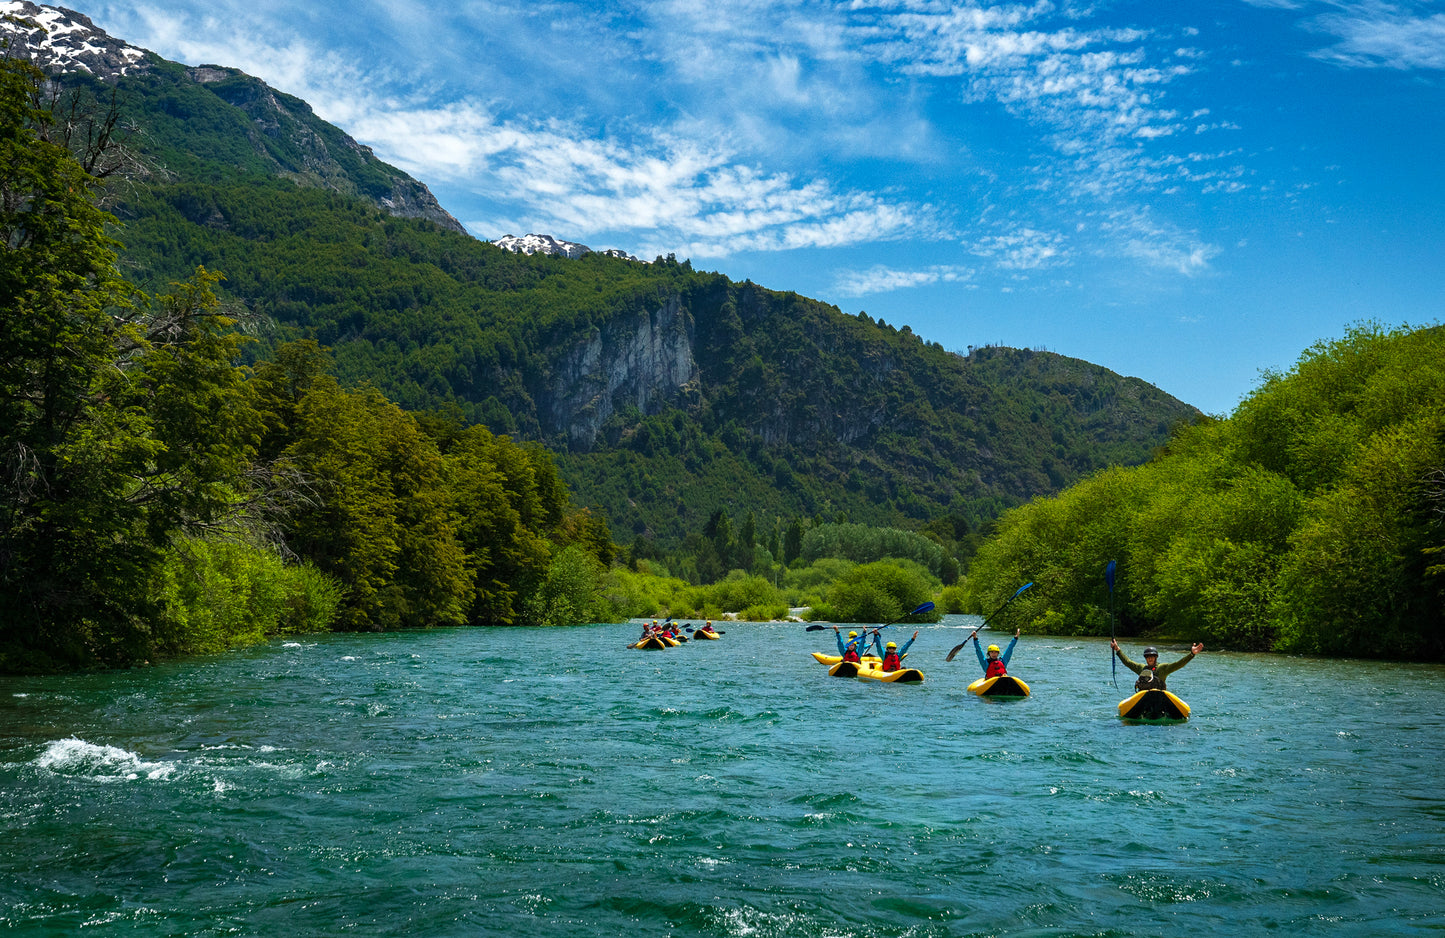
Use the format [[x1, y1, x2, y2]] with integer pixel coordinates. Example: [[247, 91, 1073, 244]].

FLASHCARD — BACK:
[[832, 627, 868, 663], [878, 631, 918, 671], [699, 620, 717, 636], [973, 628, 1020, 677], [1111, 640, 1204, 691]]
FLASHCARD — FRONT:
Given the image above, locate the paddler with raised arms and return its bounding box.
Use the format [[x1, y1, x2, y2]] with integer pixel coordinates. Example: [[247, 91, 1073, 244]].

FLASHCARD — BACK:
[[831, 627, 869, 663], [874, 630, 919, 672], [1111, 640, 1204, 690], [967, 627, 1019, 677]]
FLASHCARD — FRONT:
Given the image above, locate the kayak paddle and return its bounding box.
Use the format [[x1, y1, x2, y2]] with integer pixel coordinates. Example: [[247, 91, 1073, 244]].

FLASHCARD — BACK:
[[945, 582, 1033, 661], [1106, 561, 1117, 688]]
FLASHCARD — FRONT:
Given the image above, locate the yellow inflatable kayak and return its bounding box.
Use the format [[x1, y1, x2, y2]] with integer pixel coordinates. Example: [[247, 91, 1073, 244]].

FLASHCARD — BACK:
[[856, 663, 924, 683], [812, 652, 882, 666], [827, 660, 861, 678], [631, 635, 669, 650], [691, 628, 720, 640], [967, 675, 1031, 697], [1118, 689, 1190, 722]]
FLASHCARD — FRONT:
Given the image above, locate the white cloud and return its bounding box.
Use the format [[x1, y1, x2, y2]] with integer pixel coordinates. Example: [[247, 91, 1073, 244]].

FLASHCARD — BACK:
[[970, 226, 1070, 270], [1307, 2, 1445, 70], [1099, 211, 1220, 276], [832, 264, 975, 297]]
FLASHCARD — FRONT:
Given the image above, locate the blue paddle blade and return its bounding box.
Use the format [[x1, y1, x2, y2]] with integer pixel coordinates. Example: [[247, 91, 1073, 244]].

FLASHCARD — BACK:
[[1105, 560, 1116, 591]]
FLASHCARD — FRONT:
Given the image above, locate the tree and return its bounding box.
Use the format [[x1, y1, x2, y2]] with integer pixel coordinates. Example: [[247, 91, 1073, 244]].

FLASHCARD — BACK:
[[783, 517, 804, 566], [284, 380, 471, 630]]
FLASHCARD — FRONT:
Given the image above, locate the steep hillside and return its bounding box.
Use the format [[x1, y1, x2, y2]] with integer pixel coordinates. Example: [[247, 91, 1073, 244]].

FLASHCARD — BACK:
[[2, 3, 1201, 546]]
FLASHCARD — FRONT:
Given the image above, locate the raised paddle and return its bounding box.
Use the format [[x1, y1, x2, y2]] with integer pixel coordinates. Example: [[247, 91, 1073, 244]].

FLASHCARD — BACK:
[[945, 582, 1033, 661], [1106, 560, 1118, 688]]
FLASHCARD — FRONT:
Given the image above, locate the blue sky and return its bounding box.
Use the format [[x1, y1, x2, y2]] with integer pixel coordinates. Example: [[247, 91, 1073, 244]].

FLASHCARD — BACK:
[[72, 0, 1445, 414]]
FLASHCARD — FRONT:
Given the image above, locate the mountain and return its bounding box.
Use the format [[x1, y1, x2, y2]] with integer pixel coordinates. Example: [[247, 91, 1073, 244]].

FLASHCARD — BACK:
[[0, 1, 465, 234], [1, 3, 1202, 549], [493, 233, 640, 262]]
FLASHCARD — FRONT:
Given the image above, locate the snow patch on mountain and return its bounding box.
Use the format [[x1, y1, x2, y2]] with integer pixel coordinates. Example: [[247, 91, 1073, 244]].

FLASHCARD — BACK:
[[0, 1, 148, 77], [493, 233, 639, 262]]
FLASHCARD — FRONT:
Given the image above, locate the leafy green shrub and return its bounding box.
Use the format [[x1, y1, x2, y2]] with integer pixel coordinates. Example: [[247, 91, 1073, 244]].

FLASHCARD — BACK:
[[523, 544, 610, 626], [823, 561, 937, 623], [151, 537, 341, 656]]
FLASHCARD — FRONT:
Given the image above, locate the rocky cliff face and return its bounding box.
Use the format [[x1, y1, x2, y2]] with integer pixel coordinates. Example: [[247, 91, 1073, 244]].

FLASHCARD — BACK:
[[1, 1, 467, 235], [545, 294, 698, 448]]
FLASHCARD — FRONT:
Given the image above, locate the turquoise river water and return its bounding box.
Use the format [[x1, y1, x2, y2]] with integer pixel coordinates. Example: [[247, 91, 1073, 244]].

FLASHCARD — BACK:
[[2, 617, 1443, 936]]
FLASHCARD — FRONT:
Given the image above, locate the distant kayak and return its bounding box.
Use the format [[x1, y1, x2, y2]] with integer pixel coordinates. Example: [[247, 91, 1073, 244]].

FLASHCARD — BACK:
[[1118, 689, 1190, 722], [968, 675, 1031, 698], [631, 635, 669, 650], [856, 663, 924, 684], [691, 629, 720, 640]]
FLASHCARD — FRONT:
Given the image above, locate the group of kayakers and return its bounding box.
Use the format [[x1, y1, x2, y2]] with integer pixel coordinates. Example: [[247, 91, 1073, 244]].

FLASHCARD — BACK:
[[829, 623, 1205, 689], [634, 619, 721, 643]]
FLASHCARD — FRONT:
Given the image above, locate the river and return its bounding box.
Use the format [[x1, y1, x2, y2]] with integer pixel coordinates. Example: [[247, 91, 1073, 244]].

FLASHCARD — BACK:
[[2, 617, 1442, 936]]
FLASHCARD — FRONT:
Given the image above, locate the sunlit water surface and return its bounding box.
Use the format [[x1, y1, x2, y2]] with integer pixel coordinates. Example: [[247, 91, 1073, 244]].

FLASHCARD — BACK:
[[3, 618, 1442, 936]]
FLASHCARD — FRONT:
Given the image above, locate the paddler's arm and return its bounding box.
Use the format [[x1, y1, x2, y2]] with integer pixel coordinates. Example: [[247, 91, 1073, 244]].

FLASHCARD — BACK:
[[1111, 639, 1145, 674], [1000, 629, 1019, 666], [898, 631, 918, 656], [1160, 643, 1204, 676], [973, 633, 988, 672]]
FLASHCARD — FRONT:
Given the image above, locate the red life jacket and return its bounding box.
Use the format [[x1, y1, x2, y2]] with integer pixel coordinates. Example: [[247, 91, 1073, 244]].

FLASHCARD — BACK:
[[843, 648, 861, 663], [986, 659, 1008, 678], [882, 651, 902, 671]]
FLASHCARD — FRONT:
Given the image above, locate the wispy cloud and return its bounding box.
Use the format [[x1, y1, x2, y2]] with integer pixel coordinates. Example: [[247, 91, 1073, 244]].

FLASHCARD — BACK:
[[833, 263, 975, 297], [1305, 1, 1445, 70], [346, 101, 939, 257], [1098, 210, 1220, 276], [970, 226, 1070, 270], [852, 3, 1197, 174]]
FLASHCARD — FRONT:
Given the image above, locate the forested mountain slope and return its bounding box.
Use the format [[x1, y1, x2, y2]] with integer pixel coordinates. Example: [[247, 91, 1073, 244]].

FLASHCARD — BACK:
[[3, 3, 1201, 547]]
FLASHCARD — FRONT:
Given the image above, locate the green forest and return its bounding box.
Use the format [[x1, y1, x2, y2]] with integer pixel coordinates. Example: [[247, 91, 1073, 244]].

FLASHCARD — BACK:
[[962, 323, 1445, 659], [0, 59, 615, 671]]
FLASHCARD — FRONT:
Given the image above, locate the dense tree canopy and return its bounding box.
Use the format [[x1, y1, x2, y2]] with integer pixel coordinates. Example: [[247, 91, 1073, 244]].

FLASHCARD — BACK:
[[963, 323, 1445, 660]]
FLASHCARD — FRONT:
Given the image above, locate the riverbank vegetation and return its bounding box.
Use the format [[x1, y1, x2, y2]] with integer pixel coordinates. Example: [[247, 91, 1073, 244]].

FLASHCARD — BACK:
[[961, 323, 1445, 659]]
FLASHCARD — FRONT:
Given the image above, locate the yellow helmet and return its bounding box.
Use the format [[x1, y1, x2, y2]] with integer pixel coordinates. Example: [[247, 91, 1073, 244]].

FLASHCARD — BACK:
[[987, 644, 1000, 653], [886, 641, 897, 648], [848, 631, 858, 638]]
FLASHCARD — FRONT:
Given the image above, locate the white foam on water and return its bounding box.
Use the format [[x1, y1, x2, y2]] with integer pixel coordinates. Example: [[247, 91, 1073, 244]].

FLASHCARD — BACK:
[[34, 738, 175, 781]]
